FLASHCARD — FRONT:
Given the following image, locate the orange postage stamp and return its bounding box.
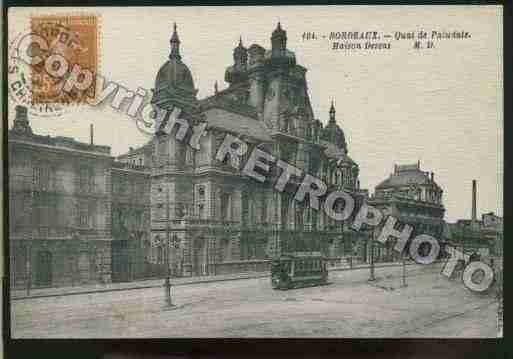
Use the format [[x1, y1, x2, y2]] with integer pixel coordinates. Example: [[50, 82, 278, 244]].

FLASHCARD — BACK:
[[29, 14, 98, 105]]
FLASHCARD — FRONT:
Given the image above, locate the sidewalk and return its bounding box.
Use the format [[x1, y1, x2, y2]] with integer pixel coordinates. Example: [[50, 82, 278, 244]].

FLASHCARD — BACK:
[[11, 259, 415, 300]]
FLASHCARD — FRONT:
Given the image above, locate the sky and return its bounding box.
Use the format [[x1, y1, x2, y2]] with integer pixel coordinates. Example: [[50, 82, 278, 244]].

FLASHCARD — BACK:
[[8, 6, 503, 222]]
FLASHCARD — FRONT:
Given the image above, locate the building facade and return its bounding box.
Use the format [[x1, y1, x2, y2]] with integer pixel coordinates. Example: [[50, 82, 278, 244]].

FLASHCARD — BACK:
[[8, 106, 152, 289], [110, 161, 151, 281], [9, 106, 114, 288]]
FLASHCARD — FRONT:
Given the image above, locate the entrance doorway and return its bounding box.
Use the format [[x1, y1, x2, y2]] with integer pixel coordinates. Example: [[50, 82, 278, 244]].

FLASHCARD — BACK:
[[36, 251, 52, 287], [78, 251, 91, 284], [193, 237, 206, 276]]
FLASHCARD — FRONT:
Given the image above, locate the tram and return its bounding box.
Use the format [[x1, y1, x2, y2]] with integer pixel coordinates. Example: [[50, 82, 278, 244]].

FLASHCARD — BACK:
[[270, 252, 328, 290]]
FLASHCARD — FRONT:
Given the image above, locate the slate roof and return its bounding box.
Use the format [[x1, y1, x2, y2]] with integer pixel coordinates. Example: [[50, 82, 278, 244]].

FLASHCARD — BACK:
[[154, 59, 195, 93], [203, 107, 273, 142], [117, 140, 153, 159], [322, 141, 356, 166], [376, 166, 440, 190]]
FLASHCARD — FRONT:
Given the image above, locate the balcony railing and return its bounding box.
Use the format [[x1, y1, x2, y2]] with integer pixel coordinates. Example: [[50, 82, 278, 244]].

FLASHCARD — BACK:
[[9, 175, 108, 197], [9, 176, 66, 193], [10, 225, 111, 239]]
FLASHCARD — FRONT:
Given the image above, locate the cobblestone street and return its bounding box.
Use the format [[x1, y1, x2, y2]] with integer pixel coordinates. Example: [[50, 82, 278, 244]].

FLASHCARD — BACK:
[[11, 263, 498, 338]]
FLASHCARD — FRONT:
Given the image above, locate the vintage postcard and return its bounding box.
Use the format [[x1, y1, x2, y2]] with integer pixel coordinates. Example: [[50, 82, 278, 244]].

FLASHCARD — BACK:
[[7, 5, 503, 339]]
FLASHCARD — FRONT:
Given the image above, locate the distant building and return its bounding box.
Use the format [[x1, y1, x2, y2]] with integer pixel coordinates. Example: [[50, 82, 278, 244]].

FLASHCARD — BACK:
[[368, 161, 445, 262], [445, 180, 502, 258]]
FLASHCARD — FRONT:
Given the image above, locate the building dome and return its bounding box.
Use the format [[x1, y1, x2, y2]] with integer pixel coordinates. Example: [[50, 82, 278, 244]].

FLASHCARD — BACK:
[[376, 163, 440, 190], [321, 101, 347, 152], [322, 121, 346, 150], [155, 60, 195, 91]]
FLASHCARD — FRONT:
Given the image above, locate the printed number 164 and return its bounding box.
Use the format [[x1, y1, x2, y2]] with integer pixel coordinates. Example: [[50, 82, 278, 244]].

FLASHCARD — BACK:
[[302, 32, 317, 41]]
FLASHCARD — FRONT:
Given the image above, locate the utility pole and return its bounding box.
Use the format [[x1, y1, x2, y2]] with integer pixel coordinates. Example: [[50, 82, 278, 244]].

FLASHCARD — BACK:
[[401, 254, 407, 287], [163, 188, 174, 308], [26, 245, 31, 296], [206, 235, 209, 276], [368, 228, 376, 281], [27, 180, 35, 296]]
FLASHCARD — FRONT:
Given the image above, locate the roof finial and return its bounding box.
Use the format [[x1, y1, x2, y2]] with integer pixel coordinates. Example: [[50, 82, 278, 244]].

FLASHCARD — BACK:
[[169, 22, 181, 60], [239, 36, 243, 47], [329, 100, 336, 123]]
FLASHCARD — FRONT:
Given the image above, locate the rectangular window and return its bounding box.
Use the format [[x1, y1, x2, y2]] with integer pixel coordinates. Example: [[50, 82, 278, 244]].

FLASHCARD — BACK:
[[221, 193, 231, 220], [241, 193, 248, 225], [79, 166, 95, 192], [158, 139, 168, 164], [79, 200, 89, 227], [89, 202, 97, 228], [261, 196, 267, 223], [295, 207, 303, 229], [157, 203, 167, 220], [33, 165, 50, 191]]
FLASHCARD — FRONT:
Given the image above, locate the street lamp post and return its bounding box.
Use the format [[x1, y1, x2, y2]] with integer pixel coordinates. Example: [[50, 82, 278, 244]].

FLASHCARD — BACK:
[[27, 184, 36, 296], [26, 244, 31, 296], [401, 254, 407, 287], [368, 228, 376, 281], [163, 188, 174, 309]]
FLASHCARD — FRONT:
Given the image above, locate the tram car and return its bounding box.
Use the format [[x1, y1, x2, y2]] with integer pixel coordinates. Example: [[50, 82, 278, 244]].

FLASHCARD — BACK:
[[270, 252, 328, 290]]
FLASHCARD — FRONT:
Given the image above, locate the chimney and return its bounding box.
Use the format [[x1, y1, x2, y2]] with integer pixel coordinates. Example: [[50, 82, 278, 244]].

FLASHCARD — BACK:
[[90, 124, 94, 145], [12, 105, 33, 134], [472, 180, 477, 221], [16, 105, 28, 121]]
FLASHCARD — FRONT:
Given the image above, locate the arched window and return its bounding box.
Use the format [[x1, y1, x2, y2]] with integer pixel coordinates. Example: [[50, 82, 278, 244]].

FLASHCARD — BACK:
[[157, 246, 163, 264], [198, 204, 205, 219], [197, 185, 205, 199], [260, 195, 267, 223], [221, 192, 231, 220]]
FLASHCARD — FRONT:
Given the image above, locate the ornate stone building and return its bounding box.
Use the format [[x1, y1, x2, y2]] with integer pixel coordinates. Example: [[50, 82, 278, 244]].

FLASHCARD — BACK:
[[9, 23, 367, 287], [368, 162, 445, 261], [119, 23, 365, 276]]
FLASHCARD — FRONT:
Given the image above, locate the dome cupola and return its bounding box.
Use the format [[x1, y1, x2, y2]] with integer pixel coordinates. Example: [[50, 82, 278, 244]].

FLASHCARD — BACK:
[[322, 101, 347, 152], [271, 22, 287, 57], [233, 36, 248, 70], [154, 23, 195, 93]]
